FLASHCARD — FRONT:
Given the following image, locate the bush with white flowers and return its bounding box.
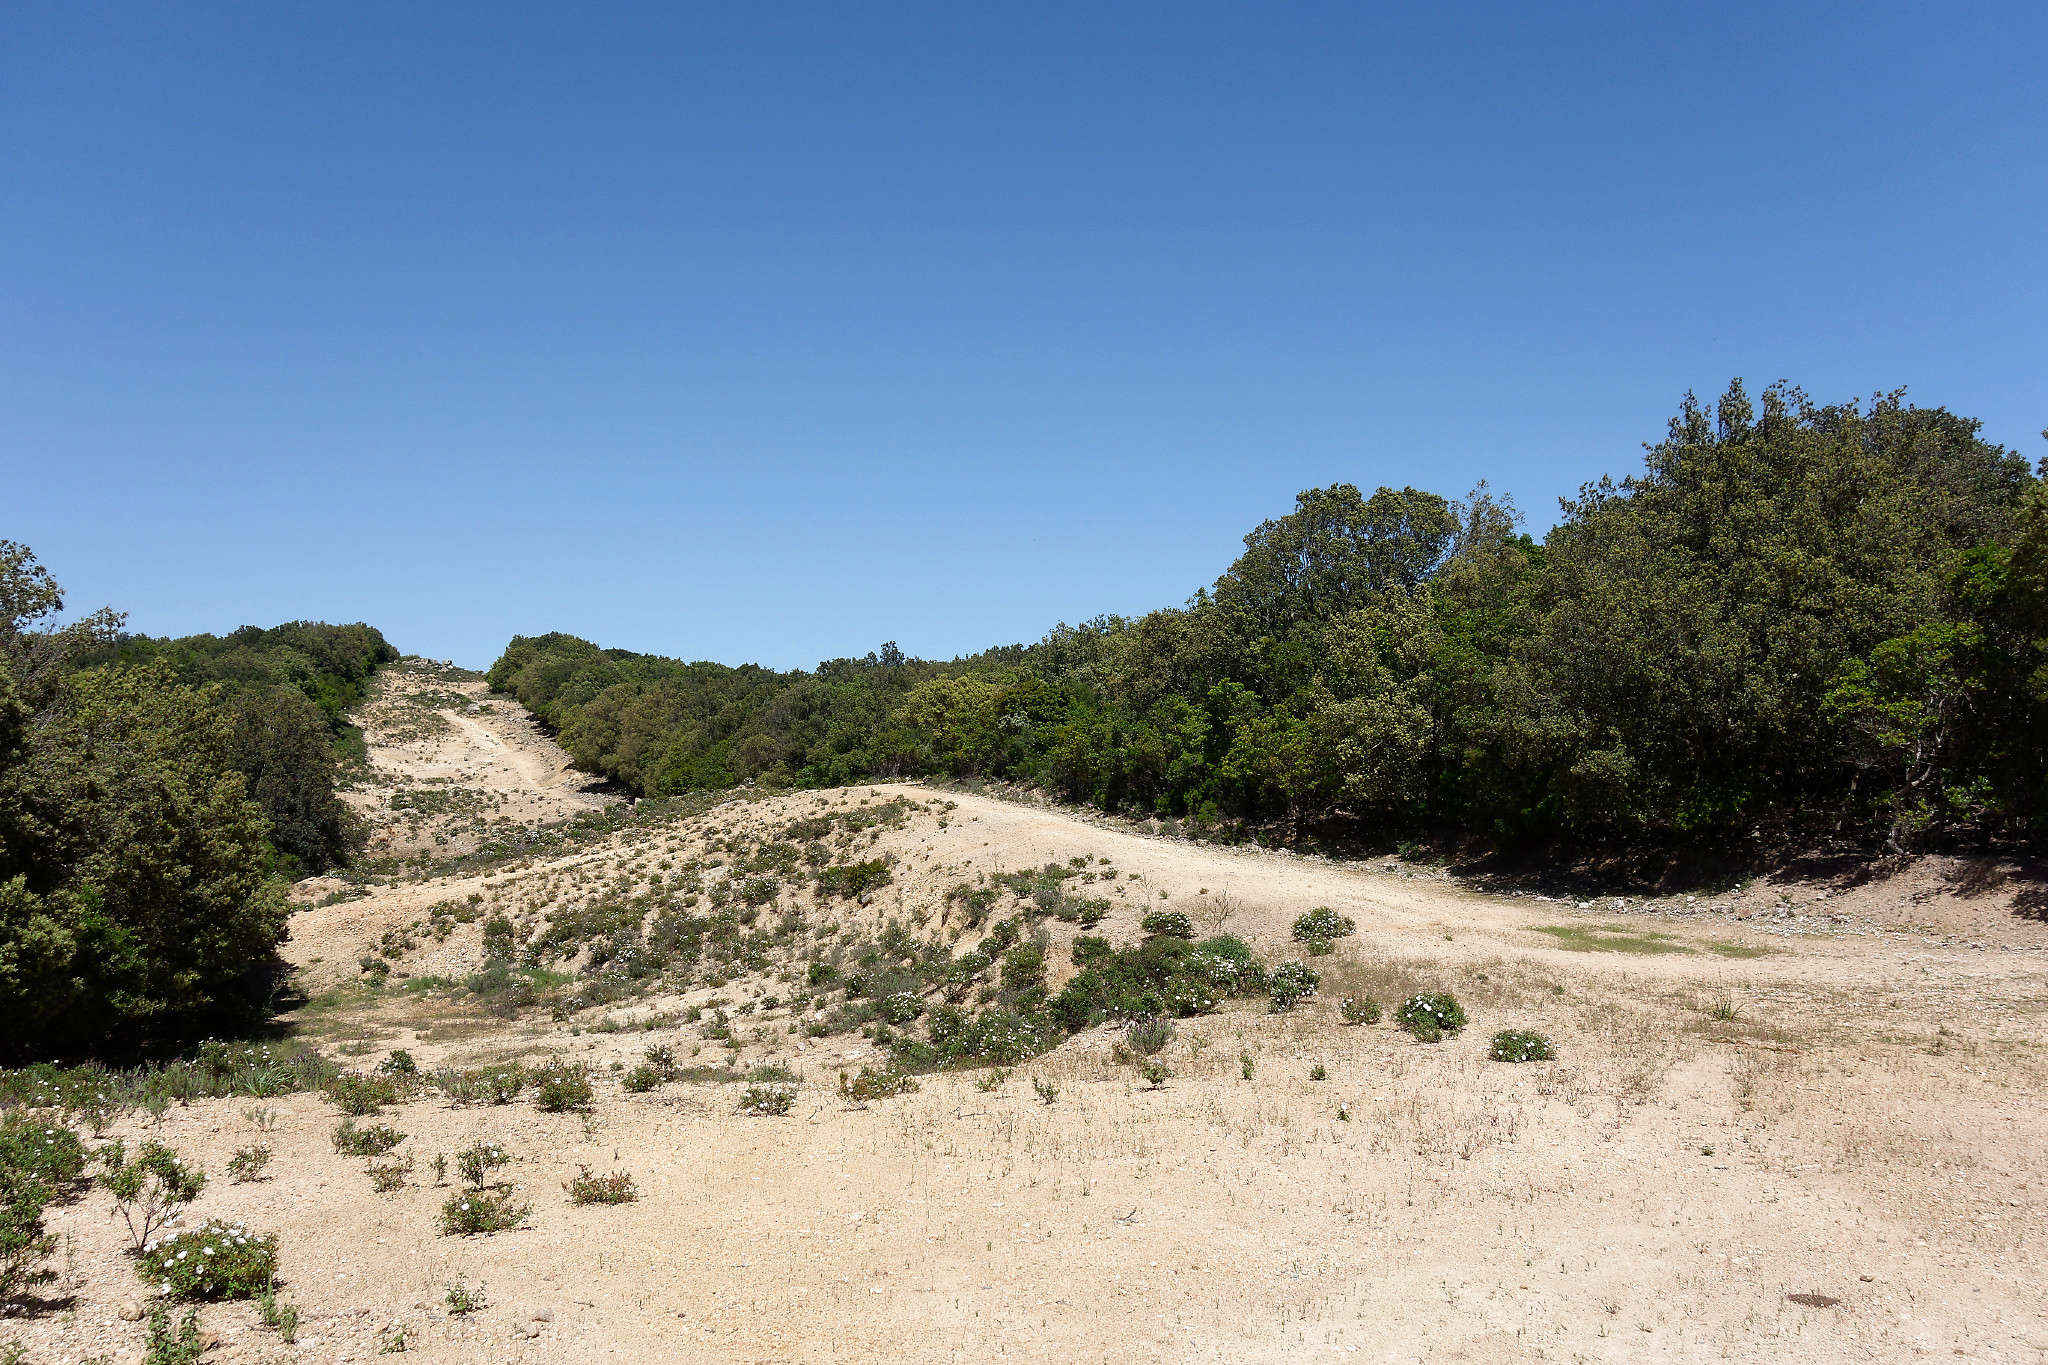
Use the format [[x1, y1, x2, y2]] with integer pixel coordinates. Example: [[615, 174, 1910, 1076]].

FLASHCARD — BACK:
[[137, 1220, 277, 1300]]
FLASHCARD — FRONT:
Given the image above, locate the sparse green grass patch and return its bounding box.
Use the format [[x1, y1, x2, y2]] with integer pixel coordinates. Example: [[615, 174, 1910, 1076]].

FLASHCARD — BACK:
[[1532, 924, 1692, 955]]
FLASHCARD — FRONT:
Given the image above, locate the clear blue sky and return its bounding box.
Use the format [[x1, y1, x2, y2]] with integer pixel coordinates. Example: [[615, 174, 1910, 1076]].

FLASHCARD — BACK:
[[7, 4, 2043, 670]]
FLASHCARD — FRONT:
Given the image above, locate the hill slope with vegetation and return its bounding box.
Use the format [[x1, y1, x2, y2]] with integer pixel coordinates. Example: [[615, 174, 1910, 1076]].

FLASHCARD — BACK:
[[493, 381, 2048, 856]]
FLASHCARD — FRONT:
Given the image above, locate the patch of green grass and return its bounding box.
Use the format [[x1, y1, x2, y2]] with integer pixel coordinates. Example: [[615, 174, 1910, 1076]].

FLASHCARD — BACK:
[[1532, 924, 1693, 955], [1705, 942, 1773, 959]]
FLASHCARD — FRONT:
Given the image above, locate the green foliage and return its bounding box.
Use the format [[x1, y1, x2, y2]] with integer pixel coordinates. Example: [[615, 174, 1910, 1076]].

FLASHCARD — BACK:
[[1395, 992, 1468, 1042], [1489, 1029, 1556, 1062], [1122, 1016, 1176, 1057], [0, 1113, 87, 1303], [137, 1218, 277, 1300], [564, 1165, 638, 1204], [0, 544, 391, 1055], [99, 1140, 206, 1252], [486, 384, 2043, 854], [1339, 995, 1381, 1025], [1050, 934, 1266, 1028], [322, 1071, 409, 1115], [739, 1085, 794, 1116], [530, 1060, 593, 1112], [1267, 962, 1320, 1012], [815, 859, 893, 899], [1292, 908, 1355, 943], [331, 1119, 404, 1156], [839, 1067, 918, 1102], [445, 1281, 487, 1315], [1139, 910, 1194, 940], [145, 1303, 206, 1365], [453, 1140, 509, 1189], [439, 1187, 528, 1236]]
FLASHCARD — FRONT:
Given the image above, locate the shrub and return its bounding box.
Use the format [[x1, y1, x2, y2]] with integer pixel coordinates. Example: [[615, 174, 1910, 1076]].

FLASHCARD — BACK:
[[739, 1085, 793, 1116], [331, 1119, 404, 1156], [1139, 1059, 1170, 1088], [0, 1114, 87, 1198], [1032, 1077, 1058, 1104], [621, 1063, 663, 1093], [1291, 908, 1356, 944], [445, 1282, 487, 1315], [999, 942, 1046, 994], [878, 990, 925, 1024], [367, 1154, 413, 1193], [439, 1188, 528, 1236], [1070, 935, 1111, 965], [100, 1141, 206, 1252], [1489, 1029, 1556, 1063], [137, 1220, 277, 1300], [1123, 1017, 1176, 1058], [1267, 962, 1320, 1012], [531, 1060, 593, 1112], [454, 1141, 510, 1189], [1339, 996, 1381, 1025], [322, 1071, 407, 1116], [377, 1050, 418, 1078], [1395, 992, 1468, 1042], [839, 1067, 918, 1103], [1139, 910, 1194, 940], [815, 859, 892, 900], [565, 1166, 638, 1205], [435, 1063, 526, 1106], [226, 1145, 272, 1182]]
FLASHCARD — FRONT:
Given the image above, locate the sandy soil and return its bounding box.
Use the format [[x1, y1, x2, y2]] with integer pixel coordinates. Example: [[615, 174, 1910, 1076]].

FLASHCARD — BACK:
[[10, 684, 2047, 1365]]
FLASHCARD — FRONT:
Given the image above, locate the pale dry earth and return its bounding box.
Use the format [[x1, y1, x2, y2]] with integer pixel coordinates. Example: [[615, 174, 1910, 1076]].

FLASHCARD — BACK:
[[9, 668, 2046, 1365]]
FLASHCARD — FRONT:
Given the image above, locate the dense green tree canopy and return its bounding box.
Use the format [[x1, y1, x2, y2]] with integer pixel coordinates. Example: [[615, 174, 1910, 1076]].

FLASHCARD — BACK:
[[492, 382, 2042, 853]]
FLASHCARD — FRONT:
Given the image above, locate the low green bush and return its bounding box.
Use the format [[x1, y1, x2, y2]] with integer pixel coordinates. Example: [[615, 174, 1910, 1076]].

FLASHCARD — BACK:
[[439, 1188, 528, 1236], [1488, 1029, 1556, 1062], [331, 1119, 404, 1156], [1267, 962, 1320, 1012], [1339, 996, 1381, 1025], [1123, 1017, 1176, 1058], [137, 1220, 277, 1300], [321, 1071, 408, 1116], [739, 1085, 793, 1116], [531, 1060, 593, 1112], [1291, 908, 1356, 944], [839, 1067, 918, 1102], [454, 1140, 510, 1189], [565, 1166, 638, 1204], [1395, 992, 1468, 1042], [1139, 910, 1194, 940]]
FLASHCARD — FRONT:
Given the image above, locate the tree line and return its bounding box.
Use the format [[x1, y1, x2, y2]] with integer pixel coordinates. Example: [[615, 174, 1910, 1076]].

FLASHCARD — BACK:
[[1, 542, 395, 1054], [493, 381, 2047, 855]]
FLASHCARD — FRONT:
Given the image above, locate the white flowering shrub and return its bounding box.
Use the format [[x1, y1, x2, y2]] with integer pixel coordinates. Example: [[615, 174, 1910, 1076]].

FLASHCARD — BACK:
[[1267, 962, 1321, 1012], [1488, 1029, 1555, 1062], [1395, 992, 1468, 1042], [1291, 908, 1356, 944], [878, 991, 925, 1024], [138, 1220, 277, 1300]]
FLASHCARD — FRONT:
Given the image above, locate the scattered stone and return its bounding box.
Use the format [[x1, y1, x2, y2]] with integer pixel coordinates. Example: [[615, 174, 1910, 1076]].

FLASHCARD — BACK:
[[117, 1300, 145, 1321]]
